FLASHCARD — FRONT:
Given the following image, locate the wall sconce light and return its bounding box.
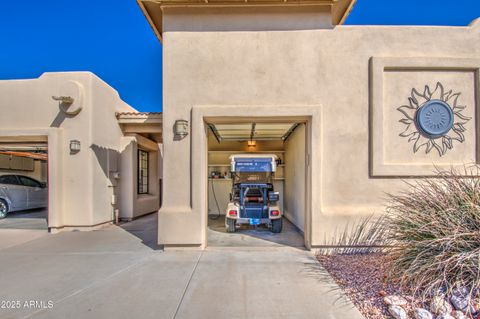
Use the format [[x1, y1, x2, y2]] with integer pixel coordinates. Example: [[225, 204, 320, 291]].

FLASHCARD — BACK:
[[174, 119, 189, 140], [247, 140, 256, 147], [70, 139, 81, 154]]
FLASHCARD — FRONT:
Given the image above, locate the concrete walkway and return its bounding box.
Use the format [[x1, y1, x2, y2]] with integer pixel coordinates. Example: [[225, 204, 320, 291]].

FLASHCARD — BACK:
[[0, 214, 364, 319]]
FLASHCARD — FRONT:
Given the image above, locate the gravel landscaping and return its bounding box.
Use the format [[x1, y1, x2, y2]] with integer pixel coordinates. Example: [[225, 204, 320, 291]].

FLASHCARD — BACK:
[[317, 253, 406, 319], [317, 253, 480, 319], [316, 167, 480, 319]]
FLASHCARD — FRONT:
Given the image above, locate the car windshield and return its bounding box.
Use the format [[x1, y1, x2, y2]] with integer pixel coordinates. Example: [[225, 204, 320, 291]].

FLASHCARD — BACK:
[[18, 176, 41, 188], [0, 175, 20, 185]]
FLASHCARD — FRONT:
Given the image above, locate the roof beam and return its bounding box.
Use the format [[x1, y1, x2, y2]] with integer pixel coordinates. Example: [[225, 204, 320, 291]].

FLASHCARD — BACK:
[[137, 0, 354, 43], [250, 123, 256, 141], [221, 137, 282, 141], [208, 123, 222, 143]]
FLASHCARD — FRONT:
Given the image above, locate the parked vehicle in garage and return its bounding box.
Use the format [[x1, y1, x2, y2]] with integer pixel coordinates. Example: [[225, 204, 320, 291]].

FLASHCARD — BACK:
[[226, 155, 282, 233], [0, 175, 47, 218]]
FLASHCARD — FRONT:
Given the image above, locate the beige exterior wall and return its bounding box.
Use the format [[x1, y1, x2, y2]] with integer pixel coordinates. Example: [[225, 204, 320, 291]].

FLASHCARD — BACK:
[[162, 6, 333, 32], [284, 124, 306, 232], [0, 72, 160, 231], [119, 134, 161, 220], [159, 7, 480, 248]]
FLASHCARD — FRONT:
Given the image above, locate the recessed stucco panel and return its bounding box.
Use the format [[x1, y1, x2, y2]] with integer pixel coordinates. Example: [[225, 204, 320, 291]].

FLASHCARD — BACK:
[[383, 70, 476, 164], [370, 57, 480, 176]]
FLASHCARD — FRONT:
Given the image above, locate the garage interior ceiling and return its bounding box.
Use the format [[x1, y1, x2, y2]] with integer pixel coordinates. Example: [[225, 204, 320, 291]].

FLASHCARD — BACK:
[[0, 142, 48, 153], [0, 143, 48, 152], [208, 122, 301, 143], [0, 142, 48, 161]]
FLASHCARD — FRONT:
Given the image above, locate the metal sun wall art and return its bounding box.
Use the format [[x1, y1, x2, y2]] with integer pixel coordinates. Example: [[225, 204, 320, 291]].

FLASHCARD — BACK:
[[397, 82, 471, 156]]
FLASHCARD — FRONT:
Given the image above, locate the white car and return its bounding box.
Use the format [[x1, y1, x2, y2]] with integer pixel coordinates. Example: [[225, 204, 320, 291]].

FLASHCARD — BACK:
[[0, 175, 47, 219]]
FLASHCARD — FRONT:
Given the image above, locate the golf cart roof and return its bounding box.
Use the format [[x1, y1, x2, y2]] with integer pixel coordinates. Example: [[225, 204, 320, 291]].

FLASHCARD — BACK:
[[230, 154, 278, 173], [229, 154, 278, 160]]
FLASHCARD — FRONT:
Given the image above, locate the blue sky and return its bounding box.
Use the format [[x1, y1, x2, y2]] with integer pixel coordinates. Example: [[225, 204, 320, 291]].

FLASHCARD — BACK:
[[0, 0, 479, 112]]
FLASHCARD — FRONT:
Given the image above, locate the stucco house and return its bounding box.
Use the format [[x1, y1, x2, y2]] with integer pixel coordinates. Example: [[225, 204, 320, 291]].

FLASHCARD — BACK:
[[137, 0, 479, 249], [0, 0, 478, 250]]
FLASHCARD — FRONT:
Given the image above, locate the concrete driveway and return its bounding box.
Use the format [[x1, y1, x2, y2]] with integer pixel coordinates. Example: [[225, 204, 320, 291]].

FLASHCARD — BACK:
[[0, 214, 363, 319], [0, 208, 48, 251], [208, 215, 306, 248]]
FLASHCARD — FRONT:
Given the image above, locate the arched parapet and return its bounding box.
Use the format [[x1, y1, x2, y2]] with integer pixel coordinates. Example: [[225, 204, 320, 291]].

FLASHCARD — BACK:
[[469, 17, 480, 29]]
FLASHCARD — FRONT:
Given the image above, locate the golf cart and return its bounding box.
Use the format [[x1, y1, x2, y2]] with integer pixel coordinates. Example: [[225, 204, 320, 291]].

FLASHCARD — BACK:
[[225, 154, 282, 233]]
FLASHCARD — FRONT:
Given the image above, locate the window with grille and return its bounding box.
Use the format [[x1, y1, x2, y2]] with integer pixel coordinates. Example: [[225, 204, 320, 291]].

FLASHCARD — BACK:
[[138, 149, 149, 194]]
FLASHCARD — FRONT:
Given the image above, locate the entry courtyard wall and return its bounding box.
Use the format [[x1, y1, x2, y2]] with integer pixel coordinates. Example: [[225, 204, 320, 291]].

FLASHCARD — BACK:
[[160, 11, 480, 247]]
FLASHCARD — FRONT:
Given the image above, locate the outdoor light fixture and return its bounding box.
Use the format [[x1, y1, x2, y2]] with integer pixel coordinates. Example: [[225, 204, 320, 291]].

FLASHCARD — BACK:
[[174, 119, 189, 140], [70, 139, 81, 154], [247, 140, 256, 147]]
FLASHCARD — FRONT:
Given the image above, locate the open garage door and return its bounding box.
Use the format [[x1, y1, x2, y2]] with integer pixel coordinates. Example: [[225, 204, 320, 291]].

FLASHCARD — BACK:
[[206, 119, 308, 249], [0, 140, 49, 241]]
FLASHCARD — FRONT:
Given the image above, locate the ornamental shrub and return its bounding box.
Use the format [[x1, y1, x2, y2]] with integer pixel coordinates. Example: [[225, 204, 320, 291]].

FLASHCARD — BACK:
[[386, 165, 480, 297]]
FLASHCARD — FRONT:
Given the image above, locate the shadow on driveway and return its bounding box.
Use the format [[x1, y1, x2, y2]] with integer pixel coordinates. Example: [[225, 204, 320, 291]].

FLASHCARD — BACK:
[[119, 212, 163, 250]]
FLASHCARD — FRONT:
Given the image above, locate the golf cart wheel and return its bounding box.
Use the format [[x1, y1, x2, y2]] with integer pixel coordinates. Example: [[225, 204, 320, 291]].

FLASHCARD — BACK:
[[271, 218, 282, 233], [0, 200, 8, 219], [226, 218, 236, 233]]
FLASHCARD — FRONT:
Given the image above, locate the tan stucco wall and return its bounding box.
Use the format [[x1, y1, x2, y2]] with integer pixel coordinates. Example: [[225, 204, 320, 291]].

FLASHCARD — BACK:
[[0, 72, 159, 230], [162, 6, 333, 32], [284, 124, 306, 232], [119, 134, 160, 220], [159, 9, 480, 248]]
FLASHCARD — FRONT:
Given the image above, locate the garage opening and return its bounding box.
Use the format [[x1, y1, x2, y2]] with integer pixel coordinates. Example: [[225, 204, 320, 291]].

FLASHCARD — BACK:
[[206, 119, 307, 248], [0, 139, 49, 234]]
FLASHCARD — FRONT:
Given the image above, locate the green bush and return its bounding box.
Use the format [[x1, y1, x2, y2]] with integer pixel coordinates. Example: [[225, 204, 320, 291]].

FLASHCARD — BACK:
[[386, 166, 480, 297]]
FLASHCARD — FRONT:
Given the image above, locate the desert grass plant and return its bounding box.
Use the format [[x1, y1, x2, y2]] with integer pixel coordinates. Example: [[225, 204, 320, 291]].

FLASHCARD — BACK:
[[319, 214, 390, 255], [385, 165, 480, 300]]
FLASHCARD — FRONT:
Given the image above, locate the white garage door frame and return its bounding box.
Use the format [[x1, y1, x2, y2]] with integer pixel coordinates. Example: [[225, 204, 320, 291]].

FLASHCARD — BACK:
[[192, 105, 322, 249], [0, 128, 63, 230]]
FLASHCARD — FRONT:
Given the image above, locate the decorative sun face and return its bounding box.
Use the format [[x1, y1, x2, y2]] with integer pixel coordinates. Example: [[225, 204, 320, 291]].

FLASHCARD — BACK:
[[397, 82, 471, 156]]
